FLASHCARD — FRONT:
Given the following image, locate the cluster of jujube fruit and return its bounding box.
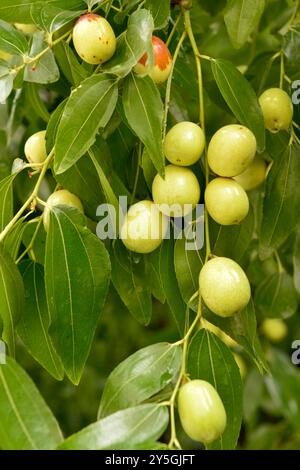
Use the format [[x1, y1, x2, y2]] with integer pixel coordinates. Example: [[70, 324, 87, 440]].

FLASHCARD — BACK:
[[20, 11, 294, 447]]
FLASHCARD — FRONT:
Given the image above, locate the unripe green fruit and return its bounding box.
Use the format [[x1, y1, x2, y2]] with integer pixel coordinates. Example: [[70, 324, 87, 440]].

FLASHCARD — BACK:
[[178, 380, 227, 444], [208, 125, 257, 177], [233, 157, 267, 191], [24, 130, 47, 165], [261, 318, 288, 343], [134, 36, 172, 84], [152, 165, 200, 217], [199, 257, 251, 317], [72, 14, 116, 65], [259, 88, 293, 133], [205, 177, 249, 225], [15, 23, 38, 34], [164, 121, 205, 166], [120, 200, 168, 254], [43, 190, 84, 232]]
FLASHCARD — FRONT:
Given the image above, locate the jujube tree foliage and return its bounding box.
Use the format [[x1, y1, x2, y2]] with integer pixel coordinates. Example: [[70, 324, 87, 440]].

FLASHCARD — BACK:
[[0, 0, 299, 451]]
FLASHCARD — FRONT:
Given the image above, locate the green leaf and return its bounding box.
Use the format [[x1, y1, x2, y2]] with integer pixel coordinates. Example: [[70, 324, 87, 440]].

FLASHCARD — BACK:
[[3, 218, 26, 261], [0, 0, 85, 23], [45, 207, 111, 384], [0, 19, 28, 55], [0, 173, 15, 231], [54, 74, 118, 174], [174, 237, 205, 311], [188, 329, 243, 449], [255, 272, 298, 319], [111, 240, 152, 325], [98, 342, 181, 418], [260, 143, 300, 257], [283, 25, 300, 74], [22, 221, 46, 265], [31, 5, 83, 33], [123, 73, 164, 176], [0, 66, 14, 102], [54, 42, 89, 86], [17, 261, 64, 380], [46, 98, 66, 153], [293, 229, 300, 294], [211, 59, 265, 152], [145, 248, 166, 303], [24, 32, 59, 84], [159, 238, 186, 335], [0, 246, 24, 356], [0, 358, 63, 450], [144, 0, 170, 29], [224, 0, 265, 49], [25, 82, 50, 122], [104, 9, 154, 77], [204, 299, 268, 373], [58, 404, 169, 450]]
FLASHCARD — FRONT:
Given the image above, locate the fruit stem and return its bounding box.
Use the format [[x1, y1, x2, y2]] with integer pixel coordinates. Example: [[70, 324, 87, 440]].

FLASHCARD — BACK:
[[162, 30, 187, 140], [15, 216, 43, 264], [0, 149, 54, 243], [279, 50, 285, 89], [183, 9, 211, 261], [166, 14, 182, 47]]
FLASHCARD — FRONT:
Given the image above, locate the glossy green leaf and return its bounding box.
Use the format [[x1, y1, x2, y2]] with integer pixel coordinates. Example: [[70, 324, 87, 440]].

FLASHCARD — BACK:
[[159, 238, 186, 335], [24, 32, 59, 84], [0, 173, 15, 231], [211, 59, 265, 152], [0, 19, 28, 55], [224, 0, 265, 49], [111, 240, 152, 325], [123, 73, 164, 176], [3, 217, 26, 261], [0, 358, 63, 450], [255, 272, 298, 319], [31, 5, 83, 33], [17, 261, 64, 380], [0, 66, 14, 102], [144, 0, 170, 29], [0, 246, 24, 356], [283, 25, 300, 74], [188, 329, 243, 449], [45, 207, 111, 384], [260, 143, 300, 257], [25, 82, 50, 122], [46, 98, 66, 153], [98, 342, 181, 418], [0, 0, 85, 23], [104, 9, 153, 77], [58, 404, 169, 450], [22, 221, 46, 266], [54, 74, 118, 174], [54, 42, 89, 86]]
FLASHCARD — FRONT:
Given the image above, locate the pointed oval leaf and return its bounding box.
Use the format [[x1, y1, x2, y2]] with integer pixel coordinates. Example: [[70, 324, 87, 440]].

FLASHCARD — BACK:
[[45, 207, 111, 384], [98, 342, 182, 418], [144, 0, 170, 29], [224, 0, 265, 49], [188, 329, 243, 449], [58, 404, 169, 450], [0, 0, 84, 23], [0, 358, 63, 450], [54, 74, 118, 174], [17, 261, 64, 380], [211, 59, 265, 152], [255, 272, 298, 319], [0, 20, 28, 55], [0, 173, 15, 231], [24, 32, 59, 84]]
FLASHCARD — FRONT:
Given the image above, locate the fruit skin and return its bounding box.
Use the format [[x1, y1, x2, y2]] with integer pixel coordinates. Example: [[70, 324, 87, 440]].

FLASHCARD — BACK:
[[24, 130, 47, 165], [205, 177, 249, 225], [120, 200, 168, 254], [72, 14, 116, 65], [261, 318, 288, 343], [178, 380, 227, 444], [152, 164, 200, 217], [207, 124, 257, 177], [259, 88, 293, 133], [199, 257, 251, 317], [164, 121, 205, 166], [43, 190, 84, 232], [233, 157, 267, 191], [134, 36, 172, 84], [15, 23, 38, 34]]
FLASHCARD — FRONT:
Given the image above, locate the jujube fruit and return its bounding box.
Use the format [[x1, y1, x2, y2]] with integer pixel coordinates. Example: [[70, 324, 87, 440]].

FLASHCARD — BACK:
[[24, 130, 47, 165], [233, 157, 267, 191], [134, 36, 172, 84], [261, 318, 288, 343], [199, 257, 251, 317], [205, 177, 249, 225], [178, 380, 227, 444], [259, 88, 293, 133], [43, 190, 84, 231], [208, 124, 257, 177], [120, 200, 168, 254], [164, 121, 205, 166], [72, 13, 116, 65], [152, 164, 200, 217]]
